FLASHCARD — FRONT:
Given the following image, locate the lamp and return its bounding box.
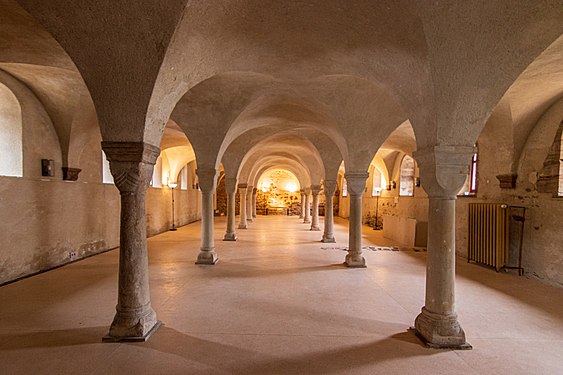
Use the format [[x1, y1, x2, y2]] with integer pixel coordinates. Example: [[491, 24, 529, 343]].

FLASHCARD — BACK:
[[168, 180, 178, 231], [373, 187, 382, 230]]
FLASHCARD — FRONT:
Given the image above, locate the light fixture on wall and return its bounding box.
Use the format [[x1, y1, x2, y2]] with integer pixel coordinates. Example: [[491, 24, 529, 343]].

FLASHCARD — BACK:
[[168, 180, 178, 231]]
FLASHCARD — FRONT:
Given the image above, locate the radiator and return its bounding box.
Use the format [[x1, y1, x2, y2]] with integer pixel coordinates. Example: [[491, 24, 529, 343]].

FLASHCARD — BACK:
[[468, 203, 509, 271]]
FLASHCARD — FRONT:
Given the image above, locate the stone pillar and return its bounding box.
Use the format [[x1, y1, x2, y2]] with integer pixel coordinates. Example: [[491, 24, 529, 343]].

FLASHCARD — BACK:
[[238, 183, 248, 229], [303, 188, 311, 224], [223, 177, 238, 241], [322, 180, 337, 243], [310, 185, 321, 231], [413, 145, 474, 349], [101, 141, 160, 342], [246, 185, 254, 223], [344, 172, 369, 268], [252, 187, 257, 218], [195, 168, 219, 265], [299, 189, 305, 219]]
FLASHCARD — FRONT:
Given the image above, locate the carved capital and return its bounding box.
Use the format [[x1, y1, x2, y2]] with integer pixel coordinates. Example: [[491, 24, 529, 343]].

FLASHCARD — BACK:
[[102, 142, 160, 194], [196, 168, 218, 193], [344, 171, 369, 195], [304, 187, 312, 195], [323, 180, 337, 195], [414, 145, 474, 198], [224, 177, 238, 194], [311, 184, 322, 195], [252, 187, 258, 195]]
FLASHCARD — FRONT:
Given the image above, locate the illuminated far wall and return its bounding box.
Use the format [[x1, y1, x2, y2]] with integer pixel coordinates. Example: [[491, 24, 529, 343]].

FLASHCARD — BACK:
[[0, 82, 23, 177], [257, 169, 300, 208]]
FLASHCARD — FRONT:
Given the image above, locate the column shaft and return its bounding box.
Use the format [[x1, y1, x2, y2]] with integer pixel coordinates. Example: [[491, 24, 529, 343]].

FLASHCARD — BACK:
[[195, 168, 218, 265], [303, 191, 311, 223], [252, 188, 257, 218], [322, 180, 336, 243], [102, 141, 160, 342], [246, 186, 254, 222], [310, 185, 321, 231], [299, 191, 305, 219], [344, 172, 368, 268], [238, 185, 248, 229]]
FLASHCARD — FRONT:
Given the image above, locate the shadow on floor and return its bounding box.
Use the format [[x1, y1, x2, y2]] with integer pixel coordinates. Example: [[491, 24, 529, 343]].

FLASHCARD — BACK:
[[196, 262, 349, 279], [141, 326, 442, 375], [0, 326, 109, 349]]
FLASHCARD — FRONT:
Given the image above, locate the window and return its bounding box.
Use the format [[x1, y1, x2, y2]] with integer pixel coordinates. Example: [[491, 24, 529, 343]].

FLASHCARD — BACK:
[[459, 146, 478, 196], [150, 156, 163, 188], [399, 155, 415, 197], [0, 82, 23, 177], [342, 177, 348, 197], [559, 131, 563, 197], [371, 167, 385, 196], [101, 151, 114, 184], [180, 165, 188, 190]]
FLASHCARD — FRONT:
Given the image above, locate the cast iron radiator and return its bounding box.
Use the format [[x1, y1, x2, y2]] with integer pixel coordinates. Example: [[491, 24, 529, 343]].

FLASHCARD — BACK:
[[468, 203, 509, 271]]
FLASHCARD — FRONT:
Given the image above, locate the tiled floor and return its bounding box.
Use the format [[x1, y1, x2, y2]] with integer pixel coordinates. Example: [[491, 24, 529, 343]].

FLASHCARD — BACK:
[[1, 216, 562, 374]]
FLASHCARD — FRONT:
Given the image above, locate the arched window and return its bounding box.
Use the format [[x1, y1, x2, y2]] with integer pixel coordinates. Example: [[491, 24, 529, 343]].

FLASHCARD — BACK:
[[371, 167, 386, 196], [150, 156, 163, 188], [342, 177, 348, 197], [399, 155, 415, 197], [0, 82, 23, 177], [101, 151, 114, 184], [559, 131, 563, 197], [459, 145, 478, 196], [180, 165, 188, 190]]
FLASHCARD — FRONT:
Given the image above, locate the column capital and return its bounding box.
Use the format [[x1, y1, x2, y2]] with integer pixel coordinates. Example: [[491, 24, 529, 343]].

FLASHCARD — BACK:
[[238, 183, 248, 189], [224, 177, 238, 194], [311, 184, 322, 195], [252, 187, 258, 194], [344, 171, 369, 195], [323, 179, 337, 194], [196, 168, 218, 193], [101, 141, 160, 194], [304, 187, 312, 195], [299, 189, 305, 194], [414, 145, 474, 197]]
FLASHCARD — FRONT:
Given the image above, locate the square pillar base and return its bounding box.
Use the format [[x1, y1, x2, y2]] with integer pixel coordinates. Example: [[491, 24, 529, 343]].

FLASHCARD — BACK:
[[103, 321, 161, 343]]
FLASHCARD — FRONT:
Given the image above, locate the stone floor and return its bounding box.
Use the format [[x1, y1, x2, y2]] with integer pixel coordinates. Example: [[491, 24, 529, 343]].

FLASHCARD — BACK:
[[1, 216, 562, 374]]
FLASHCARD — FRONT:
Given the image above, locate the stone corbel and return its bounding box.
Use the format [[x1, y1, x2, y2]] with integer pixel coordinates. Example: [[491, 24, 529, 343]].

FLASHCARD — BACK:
[[496, 174, 517, 189]]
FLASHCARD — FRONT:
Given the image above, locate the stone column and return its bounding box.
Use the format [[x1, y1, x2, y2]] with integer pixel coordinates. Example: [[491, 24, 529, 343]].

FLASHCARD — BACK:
[[223, 177, 238, 241], [195, 168, 219, 265], [101, 141, 160, 342], [299, 189, 305, 219], [344, 172, 369, 268], [246, 185, 254, 223], [310, 185, 321, 231], [252, 187, 257, 218], [303, 188, 311, 224], [322, 180, 337, 243], [238, 183, 248, 229], [413, 145, 474, 349]]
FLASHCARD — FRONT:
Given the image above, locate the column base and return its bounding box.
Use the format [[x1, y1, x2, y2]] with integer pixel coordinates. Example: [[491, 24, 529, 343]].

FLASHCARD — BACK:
[[238, 223, 247, 229], [195, 250, 219, 265], [310, 225, 320, 231], [223, 232, 237, 241], [345, 253, 366, 268], [252, 214, 257, 219], [321, 235, 336, 243], [247, 218, 254, 223], [303, 219, 311, 224], [414, 307, 471, 349], [103, 305, 159, 342]]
